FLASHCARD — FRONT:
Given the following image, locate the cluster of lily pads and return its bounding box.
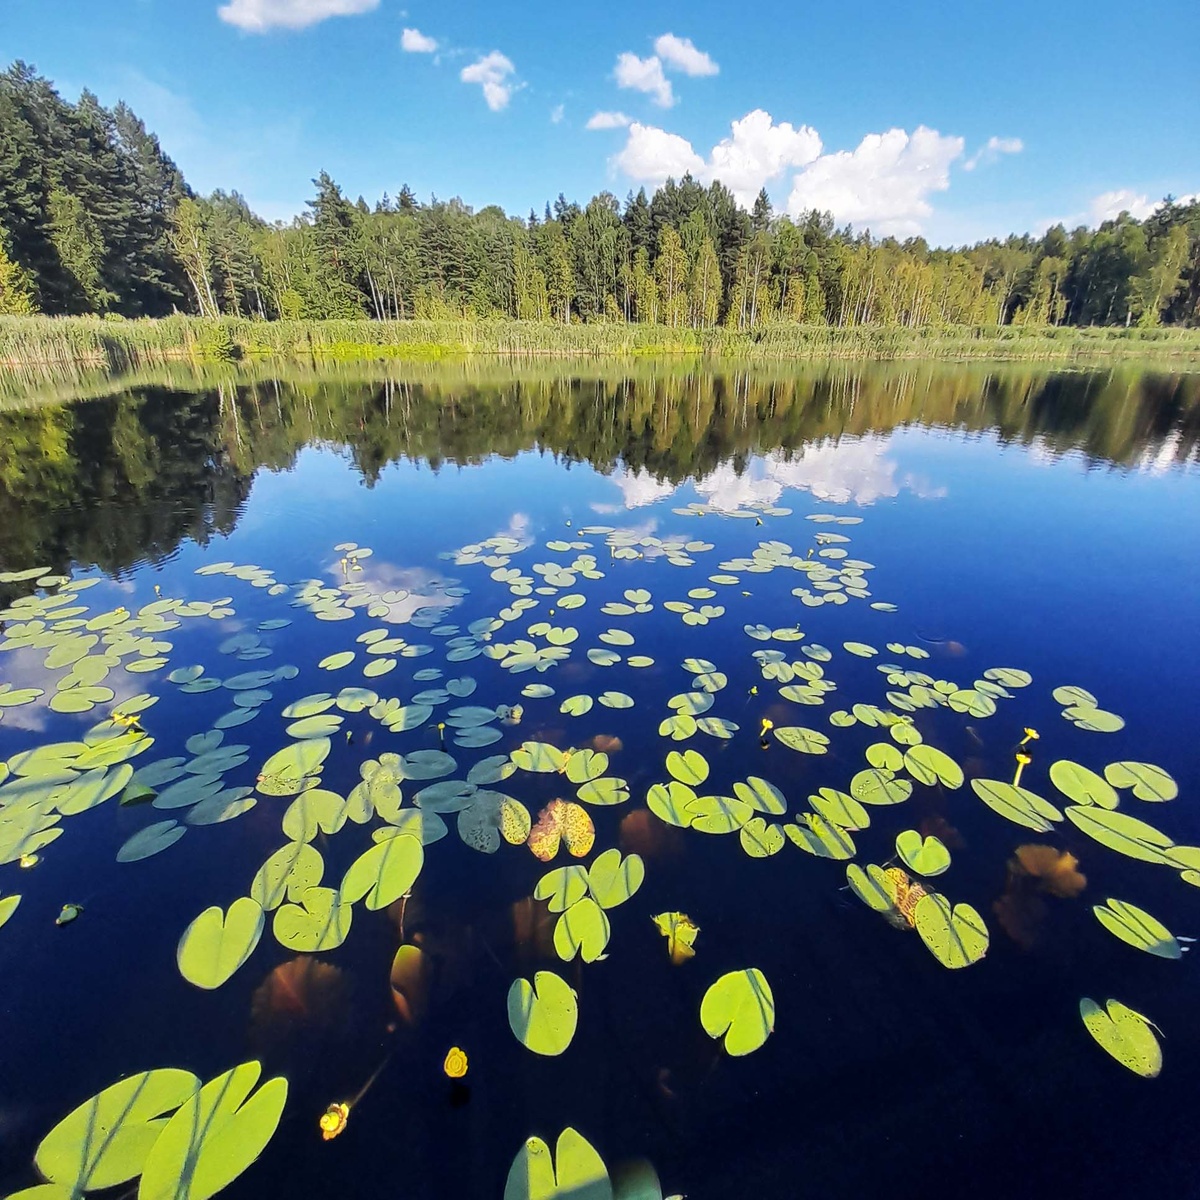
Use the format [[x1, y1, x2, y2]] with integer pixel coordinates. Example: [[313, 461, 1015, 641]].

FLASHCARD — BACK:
[[0, 494, 1189, 1197]]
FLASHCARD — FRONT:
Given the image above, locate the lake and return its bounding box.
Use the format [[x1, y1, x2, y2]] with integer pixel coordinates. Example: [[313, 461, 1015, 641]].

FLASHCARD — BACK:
[[1, 360, 1199, 1200]]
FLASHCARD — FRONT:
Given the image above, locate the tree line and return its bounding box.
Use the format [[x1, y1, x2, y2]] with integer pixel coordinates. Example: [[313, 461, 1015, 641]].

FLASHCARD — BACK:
[[2, 61, 1198, 329]]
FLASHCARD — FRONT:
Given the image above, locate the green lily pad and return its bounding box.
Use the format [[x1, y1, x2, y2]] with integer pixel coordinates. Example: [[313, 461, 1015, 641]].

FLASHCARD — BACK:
[[866, 742, 904, 772], [846, 863, 895, 912], [117, 821, 185, 862], [947, 689, 996, 718], [1054, 685, 1097, 707], [33, 1068, 201, 1194], [534, 865, 590, 913], [340, 835, 423, 909], [507, 971, 578, 1057], [1064, 805, 1175, 864], [280, 789, 353, 841], [647, 781, 695, 827], [512, 741, 567, 773], [850, 769, 913, 807], [1093, 898, 1181, 959], [503, 1127, 611, 1200], [272, 886, 352, 951], [971, 779, 1062, 832], [739, 817, 785, 857], [914, 894, 989, 968], [576, 777, 630, 806], [983, 667, 1032, 688], [176, 898, 264, 990], [809, 788, 869, 830], [843, 642, 877, 657], [786, 813, 856, 858], [773, 726, 830, 754], [903, 745, 964, 789], [139, 1060, 288, 1200], [1104, 761, 1178, 802], [586, 848, 644, 909], [0, 893, 20, 929], [250, 841, 324, 911], [1079, 998, 1161, 1077], [686, 794, 753, 834], [896, 830, 951, 876], [257, 738, 330, 797], [1049, 760, 1119, 808], [553, 897, 610, 963], [733, 776, 786, 815], [560, 695, 594, 717], [565, 750, 608, 784], [1065, 705, 1125, 732], [700, 968, 775, 1056], [666, 749, 708, 787]]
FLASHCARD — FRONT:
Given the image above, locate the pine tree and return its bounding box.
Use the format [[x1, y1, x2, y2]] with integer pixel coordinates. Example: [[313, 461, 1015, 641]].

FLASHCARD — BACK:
[[0, 229, 37, 314]]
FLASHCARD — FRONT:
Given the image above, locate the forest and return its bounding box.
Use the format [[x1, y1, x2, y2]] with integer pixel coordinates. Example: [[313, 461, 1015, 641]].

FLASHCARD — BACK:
[[2, 61, 1198, 332]]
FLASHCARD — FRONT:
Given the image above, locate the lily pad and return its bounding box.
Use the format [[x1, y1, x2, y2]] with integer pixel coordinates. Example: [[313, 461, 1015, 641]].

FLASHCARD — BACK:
[[903, 745, 964, 789], [33, 1068, 201, 1194], [914, 894, 989, 968], [971, 779, 1062, 832], [773, 727, 830, 754], [1079, 998, 1161, 1077], [176, 898, 265, 990], [1064, 805, 1175, 864], [512, 741, 567, 773], [117, 821, 185, 862], [534, 865, 590, 913], [1049, 760, 1119, 808], [666, 749, 709, 787], [554, 896, 610, 963], [647, 781, 695, 828], [846, 863, 896, 913], [503, 1127, 611, 1200], [700, 968, 775, 1056], [139, 1061, 288, 1200], [250, 842, 324, 911], [507, 971, 578, 1057], [272, 886, 352, 951], [1104, 761, 1178, 802], [257, 739, 330, 797], [340, 835, 423, 909], [733, 776, 786, 816], [809, 787, 869, 830], [896, 830, 951, 877], [1093, 898, 1181, 959], [739, 818, 786, 858], [565, 750, 609, 784], [586, 848, 644, 909]]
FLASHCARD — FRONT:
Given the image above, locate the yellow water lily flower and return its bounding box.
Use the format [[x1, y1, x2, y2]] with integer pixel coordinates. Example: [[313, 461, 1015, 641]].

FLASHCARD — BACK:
[[443, 1046, 469, 1079], [319, 1101, 350, 1141]]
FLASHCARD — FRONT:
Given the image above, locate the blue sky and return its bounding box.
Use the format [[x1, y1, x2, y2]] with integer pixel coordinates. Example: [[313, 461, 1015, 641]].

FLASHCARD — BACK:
[[2, 0, 1196, 245]]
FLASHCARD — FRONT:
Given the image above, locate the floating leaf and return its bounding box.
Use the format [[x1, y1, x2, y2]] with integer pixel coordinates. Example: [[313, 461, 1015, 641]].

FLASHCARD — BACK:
[[272, 886, 352, 951], [280, 789, 352, 842], [652, 911, 699, 964], [947, 689, 996, 718], [117, 821, 185, 862], [786, 813, 855, 858], [846, 863, 896, 913], [250, 842, 324, 911], [733, 776, 786, 816], [340, 835, 423, 909], [177, 898, 264, 990], [586, 848, 644, 909], [560, 695, 594, 717], [503, 1127, 611, 1200], [1065, 705, 1125, 733], [565, 750, 608, 784], [554, 896, 610, 962], [666, 749, 709, 787], [512, 741, 567, 773], [739, 817, 785, 857], [850, 769, 913, 807], [0, 893, 20, 929], [1049, 760, 1119, 808], [809, 787, 869, 830], [507, 971, 578, 1056], [646, 781, 695, 828], [576, 777, 629, 807], [700, 968, 774, 1056], [896, 830, 951, 876], [773, 726, 829, 754], [903, 745, 964, 789], [257, 739, 330, 797], [1104, 761, 1178, 802], [866, 743, 904, 772], [529, 800, 595, 861], [1064, 805, 1175, 864], [1093, 898, 1181, 959], [1079, 998, 1161, 1077], [843, 642, 877, 658], [534, 865, 589, 913], [33, 1068, 201, 1194], [971, 779, 1062, 832], [686, 794, 752, 834], [914, 894, 989, 968], [139, 1061, 288, 1200]]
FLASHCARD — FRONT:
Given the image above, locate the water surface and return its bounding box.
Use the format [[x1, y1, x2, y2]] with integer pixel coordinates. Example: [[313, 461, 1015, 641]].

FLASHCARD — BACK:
[[1, 361, 1199, 1200]]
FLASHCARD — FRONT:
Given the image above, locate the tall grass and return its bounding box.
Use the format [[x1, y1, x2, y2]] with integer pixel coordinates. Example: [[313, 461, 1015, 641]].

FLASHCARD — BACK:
[[2, 315, 1199, 377]]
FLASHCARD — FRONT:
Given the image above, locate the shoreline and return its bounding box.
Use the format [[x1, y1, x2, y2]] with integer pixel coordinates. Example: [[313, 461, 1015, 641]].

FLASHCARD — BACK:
[[3, 316, 1200, 377]]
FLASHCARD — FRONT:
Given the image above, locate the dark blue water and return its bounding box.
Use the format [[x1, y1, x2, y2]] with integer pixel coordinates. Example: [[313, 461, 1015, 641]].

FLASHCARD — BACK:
[[0, 363, 1199, 1200]]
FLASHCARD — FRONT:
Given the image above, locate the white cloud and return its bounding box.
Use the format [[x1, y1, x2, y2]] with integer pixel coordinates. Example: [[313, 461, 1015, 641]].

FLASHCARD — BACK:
[[707, 110, 822, 207], [612, 109, 821, 206], [401, 27, 438, 53], [460, 51, 517, 112], [603, 469, 678, 510], [653, 34, 719, 77], [587, 110, 632, 130], [786, 126, 964, 237], [1088, 188, 1158, 223], [614, 53, 674, 108], [613, 121, 704, 187], [217, 0, 378, 32], [550, 104, 565, 124], [963, 135, 1024, 171]]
